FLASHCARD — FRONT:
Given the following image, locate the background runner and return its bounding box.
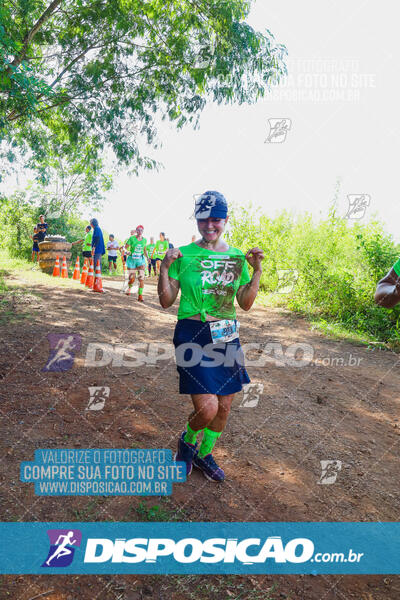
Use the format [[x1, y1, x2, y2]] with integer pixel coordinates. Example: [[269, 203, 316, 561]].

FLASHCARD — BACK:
[[125, 225, 148, 301]]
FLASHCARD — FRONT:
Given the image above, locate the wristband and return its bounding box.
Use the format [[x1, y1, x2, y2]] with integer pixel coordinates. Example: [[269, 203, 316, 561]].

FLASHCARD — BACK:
[[393, 258, 400, 277]]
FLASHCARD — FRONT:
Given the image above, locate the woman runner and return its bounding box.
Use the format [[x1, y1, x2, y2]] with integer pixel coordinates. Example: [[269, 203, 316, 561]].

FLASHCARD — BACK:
[[125, 225, 148, 301], [154, 232, 169, 275], [158, 191, 264, 482]]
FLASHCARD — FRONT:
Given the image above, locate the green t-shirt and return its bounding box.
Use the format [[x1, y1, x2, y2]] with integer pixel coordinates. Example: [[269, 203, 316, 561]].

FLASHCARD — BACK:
[[126, 236, 147, 259], [146, 243, 156, 259], [82, 230, 93, 252], [168, 243, 251, 322], [154, 239, 169, 260]]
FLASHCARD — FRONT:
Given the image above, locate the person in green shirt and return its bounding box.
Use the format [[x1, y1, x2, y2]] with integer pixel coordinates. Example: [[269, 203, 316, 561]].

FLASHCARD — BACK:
[[158, 190, 264, 483], [154, 232, 169, 275], [146, 236, 156, 277], [125, 225, 148, 301], [71, 225, 92, 260]]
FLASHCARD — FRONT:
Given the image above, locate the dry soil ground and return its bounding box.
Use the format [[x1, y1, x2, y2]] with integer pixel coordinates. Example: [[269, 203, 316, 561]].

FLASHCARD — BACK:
[[0, 269, 399, 600]]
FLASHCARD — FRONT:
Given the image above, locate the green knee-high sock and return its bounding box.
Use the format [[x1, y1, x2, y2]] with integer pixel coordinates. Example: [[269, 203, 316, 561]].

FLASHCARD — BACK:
[[184, 423, 203, 445], [138, 287, 143, 295], [198, 428, 222, 458]]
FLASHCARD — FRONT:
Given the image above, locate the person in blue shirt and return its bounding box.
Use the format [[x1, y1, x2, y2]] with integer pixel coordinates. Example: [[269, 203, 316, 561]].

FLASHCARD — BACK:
[[90, 218, 105, 272], [36, 214, 48, 242]]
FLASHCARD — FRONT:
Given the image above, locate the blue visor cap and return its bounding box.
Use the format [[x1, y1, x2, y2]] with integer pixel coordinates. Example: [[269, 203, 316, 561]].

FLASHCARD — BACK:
[[194, 190, 228, 220]]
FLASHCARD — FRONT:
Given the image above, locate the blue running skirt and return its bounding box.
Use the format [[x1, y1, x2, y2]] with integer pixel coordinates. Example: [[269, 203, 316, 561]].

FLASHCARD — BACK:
[[172, 318, 250, 395]]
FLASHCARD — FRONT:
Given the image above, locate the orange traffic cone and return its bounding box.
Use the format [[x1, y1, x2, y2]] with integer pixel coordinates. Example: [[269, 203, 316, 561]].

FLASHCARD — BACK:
[[85, 259, 94, 288], [80, 258, 88, 284], [61, 256, 69, 278], [52, 256, 60, 277], [72, 256, 80, 280], [92, 260, 104, 293]]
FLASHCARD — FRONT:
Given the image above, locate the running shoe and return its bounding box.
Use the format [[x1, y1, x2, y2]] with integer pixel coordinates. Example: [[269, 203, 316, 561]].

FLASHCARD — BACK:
[[193, 453, 225, 482], [125, 288, 131, 295], [138, 294, 144, 302], [174, 431, 198, 476]]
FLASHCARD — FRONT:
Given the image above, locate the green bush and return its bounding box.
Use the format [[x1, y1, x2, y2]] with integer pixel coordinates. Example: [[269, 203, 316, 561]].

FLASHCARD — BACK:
[[227, 205, 400, 345], [0, 191, 114, 272], [0, 192, 36, 258]]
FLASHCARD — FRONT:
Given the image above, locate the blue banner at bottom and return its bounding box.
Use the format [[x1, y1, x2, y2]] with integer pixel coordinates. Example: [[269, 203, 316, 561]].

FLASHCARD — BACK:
[[0, 522, 399, 574]]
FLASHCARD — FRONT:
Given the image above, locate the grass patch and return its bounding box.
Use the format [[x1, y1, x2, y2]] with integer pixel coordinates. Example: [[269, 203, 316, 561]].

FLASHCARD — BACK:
[[0, 250, 86, 322], [136, 497, 189, 522], [307, 317, 390, 348], [72, 499, 102, 521], [256, 292, 396, 349], [256, 290, 400, 351], [0, 289, 40, 324], [0, 250, 83, 289]]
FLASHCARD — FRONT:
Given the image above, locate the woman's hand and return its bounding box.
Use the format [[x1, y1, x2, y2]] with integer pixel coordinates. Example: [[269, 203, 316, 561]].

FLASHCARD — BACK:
[[162, 248, 183, 269], [158, 249, 181, 308], [245, 247, 264, 271]]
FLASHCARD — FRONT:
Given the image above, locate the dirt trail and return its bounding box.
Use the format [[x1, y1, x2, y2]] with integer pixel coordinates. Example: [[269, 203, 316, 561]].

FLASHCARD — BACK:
[[0, 271, 399, 600]]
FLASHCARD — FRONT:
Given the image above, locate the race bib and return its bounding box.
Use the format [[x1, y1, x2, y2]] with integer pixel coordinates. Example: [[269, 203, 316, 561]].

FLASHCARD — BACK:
[[131, 245, 145, 259], [209, 319, 239, 344]]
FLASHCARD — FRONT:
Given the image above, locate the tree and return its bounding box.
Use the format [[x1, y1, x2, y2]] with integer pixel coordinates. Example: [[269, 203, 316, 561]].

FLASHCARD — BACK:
[[0, 189, 97, 259], [1, 0, 287, 172], [28, 141, 113, 218]]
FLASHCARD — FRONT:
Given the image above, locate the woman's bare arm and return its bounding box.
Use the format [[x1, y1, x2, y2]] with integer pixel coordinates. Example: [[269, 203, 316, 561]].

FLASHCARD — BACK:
[[236, 247, 264, 311], [374, 268, 400, 308], [157, 248, 182, 308], [236, 270, 262, 311]]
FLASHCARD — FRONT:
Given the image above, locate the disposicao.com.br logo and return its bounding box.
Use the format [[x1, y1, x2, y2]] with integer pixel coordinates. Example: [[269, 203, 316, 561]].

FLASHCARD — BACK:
[[84, 536, 312, 564], [82, 536, 363, 565], [33, 527, 367, 574]]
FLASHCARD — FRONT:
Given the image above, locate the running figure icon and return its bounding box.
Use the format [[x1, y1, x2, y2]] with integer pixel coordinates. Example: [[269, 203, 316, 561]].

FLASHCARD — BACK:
[[41, 529, 82, 568], [45, 531, 77, 566], [42, 333, 82, 372]]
